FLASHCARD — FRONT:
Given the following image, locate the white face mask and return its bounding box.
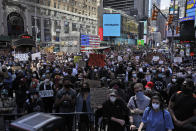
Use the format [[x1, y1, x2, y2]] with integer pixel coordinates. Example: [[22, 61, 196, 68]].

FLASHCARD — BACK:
[[172, 79, 176, 82], [110, 96, 116, 103], [152, 103, 160, 110]]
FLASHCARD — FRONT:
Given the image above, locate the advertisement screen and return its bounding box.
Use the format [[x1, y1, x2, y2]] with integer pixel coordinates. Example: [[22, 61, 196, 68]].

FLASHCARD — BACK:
[[186, 0, 196, 17], [103, 14, 121, 36]]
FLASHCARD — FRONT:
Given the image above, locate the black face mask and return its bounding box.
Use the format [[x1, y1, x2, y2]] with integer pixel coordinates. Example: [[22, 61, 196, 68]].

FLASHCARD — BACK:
[[81, 88, 90, 92]]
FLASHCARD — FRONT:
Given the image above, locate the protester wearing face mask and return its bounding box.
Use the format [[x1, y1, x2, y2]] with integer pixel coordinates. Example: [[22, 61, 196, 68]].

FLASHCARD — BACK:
[[169, 79, 196, 131], [76, 82, 93, 131], [138, 95, 174, 131], [24, 90, 44, 113], [55, 78, 76, 131], [127, 83, 150, 129], [38, 76, 54, 113], [102, 89, 131, 131]]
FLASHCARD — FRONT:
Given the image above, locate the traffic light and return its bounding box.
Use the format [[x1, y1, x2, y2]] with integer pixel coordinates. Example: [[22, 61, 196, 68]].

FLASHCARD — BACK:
[[176, 26, 180, 34], [151, 9, 159, 20], [168, 15, 174, 25]]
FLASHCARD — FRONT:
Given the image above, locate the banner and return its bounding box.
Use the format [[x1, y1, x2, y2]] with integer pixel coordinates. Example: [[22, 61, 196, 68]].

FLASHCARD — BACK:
[[152, 56, 160, 61], [88, 54, 106, 67], [32, 52, 41, 60], [74, 56, 82, 63], [14, 54, 29, 61]]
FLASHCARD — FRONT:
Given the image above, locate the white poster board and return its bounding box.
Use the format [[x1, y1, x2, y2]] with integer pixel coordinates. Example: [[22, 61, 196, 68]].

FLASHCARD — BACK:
[[135, 56, 140, 60], [174, 57, 182, 63], [32, 52, 41, 60], [14, 54, 29, 61], [152, 56, 160, 61], [118, 56, 123, 62], [39, 90, 54, 98]]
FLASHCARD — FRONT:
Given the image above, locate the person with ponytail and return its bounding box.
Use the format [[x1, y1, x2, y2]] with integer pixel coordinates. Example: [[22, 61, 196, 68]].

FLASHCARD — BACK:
[[138, 95, 174, 131]]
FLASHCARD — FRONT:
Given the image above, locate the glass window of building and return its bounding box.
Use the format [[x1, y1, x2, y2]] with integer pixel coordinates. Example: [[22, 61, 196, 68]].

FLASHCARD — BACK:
[[64, 21, 69, 33], [72, 23, 77, 31], [54, 2, 57, 8]]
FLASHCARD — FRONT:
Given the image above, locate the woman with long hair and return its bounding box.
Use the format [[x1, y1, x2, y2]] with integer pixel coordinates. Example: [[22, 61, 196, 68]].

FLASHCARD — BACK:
[[138, 95, 174, 131]]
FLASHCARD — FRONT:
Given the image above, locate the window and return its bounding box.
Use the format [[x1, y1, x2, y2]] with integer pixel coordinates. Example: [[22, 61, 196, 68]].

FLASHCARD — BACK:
[[64, 21, 69, 33], [54, 2, 56, 8], [72, 23, 77, 31]]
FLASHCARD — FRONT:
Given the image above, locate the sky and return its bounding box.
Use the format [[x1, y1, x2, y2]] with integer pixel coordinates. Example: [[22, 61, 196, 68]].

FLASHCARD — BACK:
[[160, 0, 170, 9]]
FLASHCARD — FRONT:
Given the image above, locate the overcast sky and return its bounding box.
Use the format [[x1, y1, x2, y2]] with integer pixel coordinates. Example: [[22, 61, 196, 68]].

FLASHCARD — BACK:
[[161, 0, 170, 9]]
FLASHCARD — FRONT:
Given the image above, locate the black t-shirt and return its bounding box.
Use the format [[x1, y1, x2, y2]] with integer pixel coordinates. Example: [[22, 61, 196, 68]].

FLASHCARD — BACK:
[[102, 99, 130, 124], [171, 92, 196, 121]]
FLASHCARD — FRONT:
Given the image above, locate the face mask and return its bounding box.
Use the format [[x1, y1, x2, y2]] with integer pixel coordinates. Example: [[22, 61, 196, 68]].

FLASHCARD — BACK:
[[152, 103, 160, 110], [158, 74, 162, 78], [33, 74, 36, 77], [132, 74, 137, 77], [172, 79, 176, 82], [146, 75, 151, 82], [110, 96, 116, 103], [136, 91, 144, 99], [188, 71, 191, 74], [152, 70, 156, 73], [0, 83, 3, 86], [139, 68, 143, 73]]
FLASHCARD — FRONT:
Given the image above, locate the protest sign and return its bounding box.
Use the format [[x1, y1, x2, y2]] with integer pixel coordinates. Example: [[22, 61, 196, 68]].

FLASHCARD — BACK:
[[152, 56, 160, 61], [90, 87, 109, 109], [39, 90, 54, 98], [135, 56, 140, 60], [174, 57, 182, 63], [159, 61, 164, 64], [12, 66, 21, 71], [14, 54, 29, 61], [74, 56, 82, 63], [118, 56, 123, 62], [32, 52, 41, 60], [47, 53, 56, 62], [88, 54, 106, 67], [85, 79, 101, 88], [78, 61, 86, 68]]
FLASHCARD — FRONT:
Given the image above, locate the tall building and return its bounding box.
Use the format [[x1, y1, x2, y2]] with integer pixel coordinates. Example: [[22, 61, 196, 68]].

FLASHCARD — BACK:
[[0, 0, 99, 53], [103, 0, 134, 15]]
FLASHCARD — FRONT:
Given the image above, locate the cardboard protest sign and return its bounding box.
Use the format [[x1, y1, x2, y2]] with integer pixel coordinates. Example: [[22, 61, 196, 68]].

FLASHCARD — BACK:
[[78, 61, 86, 68], [74, 56, 82, 63], [174, 57, 182, 63], [14, 54, 29, 61], [12, 66, 21, 71], [32, 52, 41, 60], [88, 54, 106, 67], [90, 87, 109, 109], [85, 79, 101, 88], [47, 53, 56, 62]]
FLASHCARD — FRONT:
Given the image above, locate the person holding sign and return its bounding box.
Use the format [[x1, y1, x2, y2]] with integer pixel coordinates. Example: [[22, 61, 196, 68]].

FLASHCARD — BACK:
[[55, 78, 76, 131], [38, 76, 54, 113]]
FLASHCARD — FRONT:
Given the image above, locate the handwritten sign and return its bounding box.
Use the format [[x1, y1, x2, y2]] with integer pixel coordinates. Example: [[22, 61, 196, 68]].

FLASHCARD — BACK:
[[90, 87, 109, 109], [174, 57, 182, 63], [32, 52, 41, 60], [39, 90, 54, 98], [14, 54, 29, 61], [152, 56, 160, 61]]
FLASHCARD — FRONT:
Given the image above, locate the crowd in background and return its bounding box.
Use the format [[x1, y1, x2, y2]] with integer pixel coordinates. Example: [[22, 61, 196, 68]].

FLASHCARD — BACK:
[[0, 47, 196, 131]]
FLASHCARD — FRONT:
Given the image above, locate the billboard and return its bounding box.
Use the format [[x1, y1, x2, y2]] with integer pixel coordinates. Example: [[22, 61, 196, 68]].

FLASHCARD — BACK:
[[186, 0, 196, 17], [103, 14, 121, 36]]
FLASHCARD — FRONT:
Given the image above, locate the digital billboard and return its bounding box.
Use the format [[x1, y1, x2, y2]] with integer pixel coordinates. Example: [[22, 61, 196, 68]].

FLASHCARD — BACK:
[[186, 0, 196, 17], [103, 14, 121, 36]]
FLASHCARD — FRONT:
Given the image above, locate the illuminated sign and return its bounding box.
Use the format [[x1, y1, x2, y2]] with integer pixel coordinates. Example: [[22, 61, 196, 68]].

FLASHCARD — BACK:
[[21, 35, 32, 39], [186, 0, 196, 17], [179, 16, 195, 22], [103, 14, 121, 36]]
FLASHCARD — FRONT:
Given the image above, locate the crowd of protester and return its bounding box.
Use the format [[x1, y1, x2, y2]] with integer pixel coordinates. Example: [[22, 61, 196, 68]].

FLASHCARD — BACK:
[[0, 47, 196, 131]]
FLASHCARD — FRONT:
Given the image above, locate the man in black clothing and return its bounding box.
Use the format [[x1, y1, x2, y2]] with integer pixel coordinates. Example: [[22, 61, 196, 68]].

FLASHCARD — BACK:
[[169, 79, 196, 131], [102, 90, 131, 131]]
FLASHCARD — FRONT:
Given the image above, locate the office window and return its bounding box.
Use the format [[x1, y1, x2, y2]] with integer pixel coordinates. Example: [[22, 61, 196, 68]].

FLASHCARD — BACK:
[[54, 2, 56, 8], [72, 23, 77, 31]]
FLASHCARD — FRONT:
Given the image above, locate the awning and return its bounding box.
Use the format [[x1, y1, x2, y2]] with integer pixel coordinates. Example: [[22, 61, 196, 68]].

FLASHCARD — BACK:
[[13, 38, 35, 47]]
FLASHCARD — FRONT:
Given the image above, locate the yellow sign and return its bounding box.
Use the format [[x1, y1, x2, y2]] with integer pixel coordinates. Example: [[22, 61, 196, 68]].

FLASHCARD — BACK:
[[74, 56, 82, 63], [187, 0, 195, 10]]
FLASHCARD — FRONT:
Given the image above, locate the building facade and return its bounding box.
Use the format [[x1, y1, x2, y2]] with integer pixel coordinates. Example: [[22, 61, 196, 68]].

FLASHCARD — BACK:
[[0, 0, 99, 52], [103, 0, 134, 15]]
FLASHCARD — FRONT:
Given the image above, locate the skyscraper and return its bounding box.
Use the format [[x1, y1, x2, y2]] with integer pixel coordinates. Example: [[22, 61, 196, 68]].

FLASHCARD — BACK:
[[103, 0, 134, 15]]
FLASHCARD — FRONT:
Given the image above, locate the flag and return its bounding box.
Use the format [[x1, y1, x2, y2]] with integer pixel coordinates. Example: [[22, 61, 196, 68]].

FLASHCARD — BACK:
[[81, 35, 101, 52]]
